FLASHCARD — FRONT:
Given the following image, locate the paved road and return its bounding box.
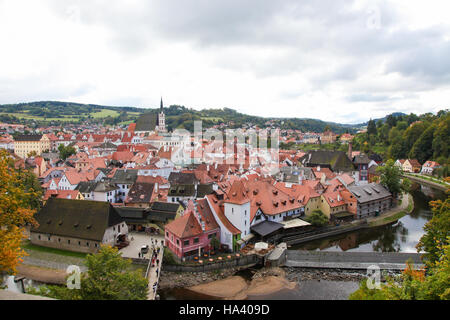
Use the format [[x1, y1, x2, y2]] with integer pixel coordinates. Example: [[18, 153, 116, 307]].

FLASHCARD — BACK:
[[286, 250, 423, 270]]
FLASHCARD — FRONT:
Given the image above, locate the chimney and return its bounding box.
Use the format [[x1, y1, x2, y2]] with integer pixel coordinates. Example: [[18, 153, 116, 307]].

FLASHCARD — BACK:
[[348, 142, 353, 160]]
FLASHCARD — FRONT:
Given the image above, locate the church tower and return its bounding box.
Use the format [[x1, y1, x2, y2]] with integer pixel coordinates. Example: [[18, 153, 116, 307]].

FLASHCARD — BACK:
[[158, 97, 166, 132]]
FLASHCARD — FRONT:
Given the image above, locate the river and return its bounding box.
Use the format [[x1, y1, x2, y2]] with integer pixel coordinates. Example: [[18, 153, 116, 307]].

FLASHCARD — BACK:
[[292, 182, 446, 253], [159, 182, 445, 300]]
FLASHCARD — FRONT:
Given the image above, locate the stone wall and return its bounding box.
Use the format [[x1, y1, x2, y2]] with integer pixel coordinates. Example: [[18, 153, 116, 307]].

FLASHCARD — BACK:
[[30, 232, 101, 253]]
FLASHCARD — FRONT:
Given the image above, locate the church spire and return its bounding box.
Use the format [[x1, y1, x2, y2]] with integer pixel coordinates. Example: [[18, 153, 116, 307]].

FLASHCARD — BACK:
[[160, 97, 163, 111]]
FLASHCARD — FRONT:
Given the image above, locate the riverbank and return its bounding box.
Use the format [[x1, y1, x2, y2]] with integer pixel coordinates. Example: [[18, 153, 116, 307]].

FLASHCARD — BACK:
[[367, 192, 414, 228], [404, 173, 450, 191], [16, 264, 67, 285], [185, 268, 297, 300], [158, 267, 243, 290]]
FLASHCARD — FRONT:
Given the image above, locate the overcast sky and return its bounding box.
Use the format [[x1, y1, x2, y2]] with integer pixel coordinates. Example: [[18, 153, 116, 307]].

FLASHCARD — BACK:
[[0, 0, 449, 123]]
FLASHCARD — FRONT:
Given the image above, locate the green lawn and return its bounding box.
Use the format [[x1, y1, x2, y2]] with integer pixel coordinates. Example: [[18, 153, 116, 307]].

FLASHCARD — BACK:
[[22, 240, 88, 259], [90, 109, 120, 118], [1, 112, 80, 122]]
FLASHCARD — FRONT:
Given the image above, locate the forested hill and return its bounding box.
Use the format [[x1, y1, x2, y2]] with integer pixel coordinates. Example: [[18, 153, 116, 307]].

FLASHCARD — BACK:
[[0, 101, 363, 133], [352, 110, 449, 166]]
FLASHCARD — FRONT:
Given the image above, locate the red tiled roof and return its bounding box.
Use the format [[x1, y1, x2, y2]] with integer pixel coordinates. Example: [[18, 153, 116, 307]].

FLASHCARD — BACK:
[[112, 151, 134, 162], [196, 199, 220, 232], [205, 195, 241, 235], [165, 210, 203, 239]]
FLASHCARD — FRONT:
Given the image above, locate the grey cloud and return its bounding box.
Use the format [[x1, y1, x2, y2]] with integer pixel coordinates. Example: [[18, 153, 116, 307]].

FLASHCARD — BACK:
[[387, 40, 450, 84]]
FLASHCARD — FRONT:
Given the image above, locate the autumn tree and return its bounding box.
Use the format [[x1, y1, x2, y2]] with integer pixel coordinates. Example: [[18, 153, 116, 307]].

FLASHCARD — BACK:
[[0, 150, 39, 274], [417, 192, 450, 268]]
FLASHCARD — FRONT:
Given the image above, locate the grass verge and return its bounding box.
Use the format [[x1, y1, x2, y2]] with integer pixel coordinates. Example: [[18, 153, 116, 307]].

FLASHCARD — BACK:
[[22, 240, 88, 259]]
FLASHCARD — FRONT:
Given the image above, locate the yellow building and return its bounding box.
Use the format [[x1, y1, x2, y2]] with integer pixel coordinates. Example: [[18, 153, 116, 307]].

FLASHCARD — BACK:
[[14, 134, 51, 159]]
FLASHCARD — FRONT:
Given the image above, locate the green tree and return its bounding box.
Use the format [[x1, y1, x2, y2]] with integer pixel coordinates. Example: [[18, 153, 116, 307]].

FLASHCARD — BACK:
[[28, 245, 148, 300], [376, 160, 410, 197], [210, 235, 220, 252], [367, 119, 377, 136], [410, 125, 435, 163], [58, 144, 76, 161], [305, 210, 329, 227]]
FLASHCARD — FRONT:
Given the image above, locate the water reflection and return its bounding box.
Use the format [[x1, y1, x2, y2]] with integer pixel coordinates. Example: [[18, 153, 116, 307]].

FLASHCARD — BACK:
[[294, 183, 445, 253]]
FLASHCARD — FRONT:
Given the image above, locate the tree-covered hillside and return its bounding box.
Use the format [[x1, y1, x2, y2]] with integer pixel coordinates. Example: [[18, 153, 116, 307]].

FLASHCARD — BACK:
[[352, 110, 449, 170], [0, 101, 362, 133]]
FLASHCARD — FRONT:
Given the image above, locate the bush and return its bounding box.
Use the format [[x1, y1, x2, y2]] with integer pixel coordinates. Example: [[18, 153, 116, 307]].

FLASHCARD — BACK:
[[163, 249, 179, 265], [305, 210, 329, 227]]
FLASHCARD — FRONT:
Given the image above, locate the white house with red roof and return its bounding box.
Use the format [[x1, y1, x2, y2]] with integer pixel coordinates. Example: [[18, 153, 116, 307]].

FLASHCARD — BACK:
[[421, 161, 441, 175]]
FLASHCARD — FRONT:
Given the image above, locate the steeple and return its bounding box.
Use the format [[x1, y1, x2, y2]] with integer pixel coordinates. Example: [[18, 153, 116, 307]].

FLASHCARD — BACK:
[[160, 97, 163, 111]]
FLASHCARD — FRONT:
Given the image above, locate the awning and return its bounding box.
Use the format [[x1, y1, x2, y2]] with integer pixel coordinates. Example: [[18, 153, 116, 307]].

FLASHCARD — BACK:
[[251, 221, 284, 237], [280, 218, 311, 229]]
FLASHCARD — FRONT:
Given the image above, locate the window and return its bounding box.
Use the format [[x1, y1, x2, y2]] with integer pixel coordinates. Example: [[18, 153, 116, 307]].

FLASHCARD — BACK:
[[38, 235, 41, 240], [184, 240, 189, 246], [208, 234, 213, 239], [194, 238, 199, 244], [68, 240, 70, 244], [86, 242, 89, 246], [176, 239, 180, 245]]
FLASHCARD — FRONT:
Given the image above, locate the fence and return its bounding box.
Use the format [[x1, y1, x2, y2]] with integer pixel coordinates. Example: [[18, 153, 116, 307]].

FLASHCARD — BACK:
[[162, 254, 261, 273]]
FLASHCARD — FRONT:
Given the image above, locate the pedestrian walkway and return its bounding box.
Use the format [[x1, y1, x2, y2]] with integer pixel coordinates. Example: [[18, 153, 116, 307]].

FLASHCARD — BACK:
[[145, 239, 165, 300]]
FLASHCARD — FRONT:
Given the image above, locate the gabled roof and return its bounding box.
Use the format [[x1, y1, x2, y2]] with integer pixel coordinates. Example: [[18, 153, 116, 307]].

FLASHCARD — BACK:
[[168, 172, 198, 185], [76, 181, 97, 193], [150, 201, 181, 213], [196, 184, 214, 198], [406, 159, 422, 167], [168, 184, 196, 197], [353, 154, 371, 165], [165, 211, 203, 239], [301, 151, 355, 172], [205, 194, 241, 235], [110, 169, 138, 184], [196, 199, 220, 232], [31, 198, 124, 241], [347, 183, 392, 204], [125, 182, 154, 204], [224, 180, 250, 205]]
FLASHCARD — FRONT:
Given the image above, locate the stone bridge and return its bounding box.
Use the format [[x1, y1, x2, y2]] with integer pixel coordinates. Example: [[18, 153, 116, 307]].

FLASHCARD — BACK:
[[284, 250, 424, 270]]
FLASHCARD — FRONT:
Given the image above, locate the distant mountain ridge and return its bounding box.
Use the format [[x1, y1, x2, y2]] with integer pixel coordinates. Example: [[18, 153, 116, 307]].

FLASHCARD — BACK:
[[0, 100, 398, 133]]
